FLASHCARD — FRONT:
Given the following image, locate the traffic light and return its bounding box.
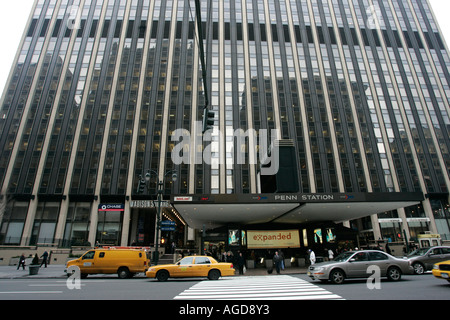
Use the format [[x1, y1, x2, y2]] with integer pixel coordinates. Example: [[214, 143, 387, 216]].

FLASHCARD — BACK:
[[137, 175, 146, 194], [202, 107, 215, 133]]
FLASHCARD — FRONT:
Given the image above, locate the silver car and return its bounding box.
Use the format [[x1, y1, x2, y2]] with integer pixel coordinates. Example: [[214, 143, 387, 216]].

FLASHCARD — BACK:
[[308, 250, 413, 284], [406, 246, 450, 275]]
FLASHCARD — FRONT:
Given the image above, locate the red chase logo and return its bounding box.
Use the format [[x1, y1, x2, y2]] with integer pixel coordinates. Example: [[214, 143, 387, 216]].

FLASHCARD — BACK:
[[98, 204, 124, 212]]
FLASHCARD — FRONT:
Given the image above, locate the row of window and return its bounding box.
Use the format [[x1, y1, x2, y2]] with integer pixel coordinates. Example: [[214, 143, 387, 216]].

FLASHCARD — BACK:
[[26, 13, 447, 51]]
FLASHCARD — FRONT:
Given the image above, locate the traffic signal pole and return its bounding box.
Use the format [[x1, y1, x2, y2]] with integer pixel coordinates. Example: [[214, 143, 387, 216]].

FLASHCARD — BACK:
[[194, 0, 209, 109], [194, 0, 215, 134]]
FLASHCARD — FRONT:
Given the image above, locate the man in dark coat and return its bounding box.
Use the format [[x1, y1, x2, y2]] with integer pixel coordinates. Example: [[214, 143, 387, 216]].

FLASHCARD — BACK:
[[273, 251, 282, 274], [17, 254, 26, 270], [237, 252, 246, 275], [40, 251, 49, 267]]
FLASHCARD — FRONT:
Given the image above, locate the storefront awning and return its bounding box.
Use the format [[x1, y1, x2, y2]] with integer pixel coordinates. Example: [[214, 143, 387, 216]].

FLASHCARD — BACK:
[[171, 192, 423, 230]]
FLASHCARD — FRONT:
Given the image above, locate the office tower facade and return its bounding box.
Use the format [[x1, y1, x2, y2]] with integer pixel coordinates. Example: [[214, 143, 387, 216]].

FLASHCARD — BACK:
[[0, 0, 449, 250]]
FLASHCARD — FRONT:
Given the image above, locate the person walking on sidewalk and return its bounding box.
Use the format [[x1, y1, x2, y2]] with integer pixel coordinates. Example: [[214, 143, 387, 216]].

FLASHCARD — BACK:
[[40, 251, 49, 268], [273, 251, 282, 274], [17, 254, 26, 270], [237, 252, 246, 275], [308, 249, 316, 265]]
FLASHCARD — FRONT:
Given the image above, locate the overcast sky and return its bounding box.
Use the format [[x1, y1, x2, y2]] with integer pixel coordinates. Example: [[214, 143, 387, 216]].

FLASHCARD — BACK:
[[0, 0, 450, 98]]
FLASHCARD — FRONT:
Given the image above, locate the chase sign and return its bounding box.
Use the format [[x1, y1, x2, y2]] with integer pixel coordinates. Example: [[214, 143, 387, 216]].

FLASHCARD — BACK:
[[98, 204, 124, 212]]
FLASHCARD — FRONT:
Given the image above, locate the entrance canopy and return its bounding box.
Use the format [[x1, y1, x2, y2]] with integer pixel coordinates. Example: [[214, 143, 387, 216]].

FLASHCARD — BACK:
[[171, 192, 423, 230]]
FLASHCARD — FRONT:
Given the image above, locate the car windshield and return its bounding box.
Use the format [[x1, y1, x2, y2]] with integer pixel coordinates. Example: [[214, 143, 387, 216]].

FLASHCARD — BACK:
[[407, 248, 429, 257], [176, 257, 194, 265], [333, 252, 355, 262]]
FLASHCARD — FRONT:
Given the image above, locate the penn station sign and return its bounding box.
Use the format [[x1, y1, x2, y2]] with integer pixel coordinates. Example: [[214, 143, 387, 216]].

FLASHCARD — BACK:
[[274, 194, 335, 201], [270, 193, 358, 202], [171, 192, 421, 204], [172, 193, 362, 204]]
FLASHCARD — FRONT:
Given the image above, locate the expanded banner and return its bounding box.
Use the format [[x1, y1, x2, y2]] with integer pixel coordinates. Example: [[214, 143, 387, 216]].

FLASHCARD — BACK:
[[247, 230, 301, 249]]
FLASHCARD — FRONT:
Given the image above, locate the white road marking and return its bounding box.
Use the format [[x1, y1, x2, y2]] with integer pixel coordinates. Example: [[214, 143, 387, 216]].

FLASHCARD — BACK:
[[174, 275, 344, 300]]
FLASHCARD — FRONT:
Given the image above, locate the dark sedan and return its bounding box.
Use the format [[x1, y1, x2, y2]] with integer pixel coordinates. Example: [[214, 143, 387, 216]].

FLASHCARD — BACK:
[[406, 246, 450, 275]]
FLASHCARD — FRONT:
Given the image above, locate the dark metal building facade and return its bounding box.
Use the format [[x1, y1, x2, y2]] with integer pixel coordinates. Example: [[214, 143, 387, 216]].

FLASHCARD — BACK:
[[0, 0, 449, 248]]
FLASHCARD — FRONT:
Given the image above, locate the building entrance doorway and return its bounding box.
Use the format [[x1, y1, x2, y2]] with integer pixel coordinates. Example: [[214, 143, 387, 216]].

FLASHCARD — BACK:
[[129, 208, 156, 246]]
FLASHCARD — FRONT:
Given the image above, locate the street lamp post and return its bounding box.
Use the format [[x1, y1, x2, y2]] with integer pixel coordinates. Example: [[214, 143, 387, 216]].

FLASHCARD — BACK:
[[142, 169, 177, 265]]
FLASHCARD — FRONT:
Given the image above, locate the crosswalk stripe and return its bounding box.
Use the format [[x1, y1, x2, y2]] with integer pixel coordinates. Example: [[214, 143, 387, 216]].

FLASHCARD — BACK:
[[173, 275, 343, 300]]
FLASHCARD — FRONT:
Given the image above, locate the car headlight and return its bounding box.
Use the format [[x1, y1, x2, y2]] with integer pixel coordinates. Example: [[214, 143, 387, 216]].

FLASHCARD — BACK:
[[433, 264, 439, 270], [313, 267, 324, 272]]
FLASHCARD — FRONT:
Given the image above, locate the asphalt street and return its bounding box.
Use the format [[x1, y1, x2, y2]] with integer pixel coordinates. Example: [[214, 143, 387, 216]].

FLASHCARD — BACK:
[[0, 266, 447, 301], [0, 268, 447, 320]]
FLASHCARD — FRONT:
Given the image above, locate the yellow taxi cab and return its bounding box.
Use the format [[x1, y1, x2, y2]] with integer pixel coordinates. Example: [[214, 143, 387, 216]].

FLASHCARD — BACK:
[[432, 260, 450, 283], [66, 248, 150, 279], [146, 255, 235, 281]]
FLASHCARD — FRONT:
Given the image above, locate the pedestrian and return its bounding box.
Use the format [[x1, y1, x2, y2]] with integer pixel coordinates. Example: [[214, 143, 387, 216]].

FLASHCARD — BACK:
[[273, 251, 282, 274], [17, 253, 26, 270], [328, 248, 334, 260], [385, 242, 391, 255], [31, 253, 39, 265], [279, 250, 285, 270], [308, 249, 316, 265], [40, 251, 49, 267], [226, 251, 233, 263], [237, 252, 246, 275]]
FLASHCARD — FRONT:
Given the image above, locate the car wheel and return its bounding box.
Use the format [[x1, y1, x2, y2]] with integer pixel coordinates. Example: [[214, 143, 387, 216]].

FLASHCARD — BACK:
[[387, 267, 402, 281], [118, 267, 131, 279], [413, 262, 425, 275], [330, 269, 345, 284], [156, 270, 169, 282], [208, 269, 221, 280]]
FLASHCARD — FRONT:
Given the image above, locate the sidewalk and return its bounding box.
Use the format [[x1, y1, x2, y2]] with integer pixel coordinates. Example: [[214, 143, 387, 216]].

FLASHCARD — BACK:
[[0, 264, 66, 279], [242, 267, 308, 276], [0, 264, 307, 279]]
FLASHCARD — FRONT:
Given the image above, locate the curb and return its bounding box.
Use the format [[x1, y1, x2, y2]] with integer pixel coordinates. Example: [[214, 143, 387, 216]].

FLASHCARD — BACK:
[[0, 266, 308, 279]]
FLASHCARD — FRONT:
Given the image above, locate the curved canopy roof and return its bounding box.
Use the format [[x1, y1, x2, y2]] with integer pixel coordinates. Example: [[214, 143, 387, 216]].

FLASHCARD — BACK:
[[171, 192, 423, 230]]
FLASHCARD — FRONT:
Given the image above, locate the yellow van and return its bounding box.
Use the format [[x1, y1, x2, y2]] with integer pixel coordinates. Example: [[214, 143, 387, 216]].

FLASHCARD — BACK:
[[66, 248, 150, 279]]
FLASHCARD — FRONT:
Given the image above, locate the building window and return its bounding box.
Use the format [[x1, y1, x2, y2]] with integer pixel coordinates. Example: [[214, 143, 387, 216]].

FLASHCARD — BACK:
[[431, 198, 450, 241], [30, 202, 60, 245], [0, 201, 29, 245], [96, 210, 123, 246], [62, 202, 91, 247]]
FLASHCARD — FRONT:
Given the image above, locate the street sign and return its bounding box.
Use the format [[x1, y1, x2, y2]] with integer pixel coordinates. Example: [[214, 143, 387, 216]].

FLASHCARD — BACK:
[[160, 220, 176, 231], [160, 226, 176, 231], [161, 220, 176, 226]]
